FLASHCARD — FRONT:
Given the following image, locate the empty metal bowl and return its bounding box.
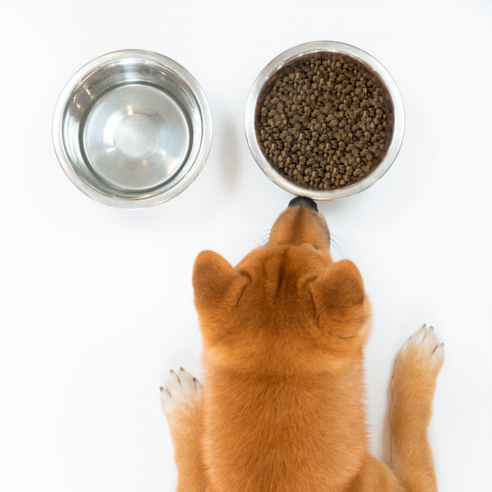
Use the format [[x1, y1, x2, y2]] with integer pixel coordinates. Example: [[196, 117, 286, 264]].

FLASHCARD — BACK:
[[245, 41, 405, 200], [53, 50, 212, 208]]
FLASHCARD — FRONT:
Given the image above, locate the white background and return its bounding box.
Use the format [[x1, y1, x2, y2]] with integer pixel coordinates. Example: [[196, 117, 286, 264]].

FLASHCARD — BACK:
[[1, 1, 491, 490]]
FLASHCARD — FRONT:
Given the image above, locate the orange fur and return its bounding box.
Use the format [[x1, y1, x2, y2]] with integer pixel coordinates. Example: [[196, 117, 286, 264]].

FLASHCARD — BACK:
[[161, 203, 443, 491]]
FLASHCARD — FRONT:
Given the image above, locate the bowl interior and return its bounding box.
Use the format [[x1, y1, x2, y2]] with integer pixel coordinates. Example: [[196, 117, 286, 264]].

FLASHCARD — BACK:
[[251, 48, 400, 197], [61, 56, 203, 199]]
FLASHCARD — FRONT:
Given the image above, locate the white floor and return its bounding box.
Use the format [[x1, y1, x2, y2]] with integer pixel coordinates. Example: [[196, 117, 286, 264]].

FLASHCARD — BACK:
[[0, 1, 491, 491]]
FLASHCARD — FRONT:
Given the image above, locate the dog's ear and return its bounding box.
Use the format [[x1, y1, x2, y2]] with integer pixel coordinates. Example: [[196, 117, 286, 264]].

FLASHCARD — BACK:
[[309, 260, 367, 337], [193, 250, 248, 318]]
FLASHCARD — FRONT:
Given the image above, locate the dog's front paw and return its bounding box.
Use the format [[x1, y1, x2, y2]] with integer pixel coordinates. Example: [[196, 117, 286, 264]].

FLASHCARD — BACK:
[[392, 325, 444, 416], [160, 368, 202, 424], [160, 368, 206, 490], [395, 324, 444, 376]]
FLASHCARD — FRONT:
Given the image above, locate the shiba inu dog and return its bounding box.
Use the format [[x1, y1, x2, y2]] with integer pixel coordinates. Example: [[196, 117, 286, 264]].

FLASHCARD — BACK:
[[161, 197, 444, 492]]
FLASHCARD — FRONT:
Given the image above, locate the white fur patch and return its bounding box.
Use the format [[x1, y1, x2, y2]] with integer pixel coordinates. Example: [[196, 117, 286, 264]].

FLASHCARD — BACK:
[[160, 368, 202, 417], [398, 324, 445, 367]]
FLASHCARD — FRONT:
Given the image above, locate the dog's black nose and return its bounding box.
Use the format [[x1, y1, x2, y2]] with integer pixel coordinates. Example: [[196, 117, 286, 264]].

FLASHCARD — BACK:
[[288, 196, 318, 212]]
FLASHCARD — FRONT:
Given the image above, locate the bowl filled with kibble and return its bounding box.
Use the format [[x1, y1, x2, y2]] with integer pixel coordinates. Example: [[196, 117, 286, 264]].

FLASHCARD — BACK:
[[245, 41, 404, 200]]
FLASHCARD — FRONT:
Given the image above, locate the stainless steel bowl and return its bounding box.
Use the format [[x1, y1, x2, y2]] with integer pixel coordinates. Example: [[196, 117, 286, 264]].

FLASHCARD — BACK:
[[245, 41, 405, 200], [53, 50, 213, 208]]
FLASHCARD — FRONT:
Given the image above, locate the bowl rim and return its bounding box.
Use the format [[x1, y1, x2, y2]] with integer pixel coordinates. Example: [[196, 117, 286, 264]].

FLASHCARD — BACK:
[[244, 41, 405, 200], [52, 49, 213, 209]]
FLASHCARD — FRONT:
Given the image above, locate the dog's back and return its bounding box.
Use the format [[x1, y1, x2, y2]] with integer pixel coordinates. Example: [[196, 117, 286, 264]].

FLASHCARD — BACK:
[[201, 360, 370, 490]]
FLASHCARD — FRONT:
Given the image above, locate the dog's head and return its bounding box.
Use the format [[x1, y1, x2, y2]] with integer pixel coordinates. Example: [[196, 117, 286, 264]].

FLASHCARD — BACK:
[[193, 198, 370, 373]]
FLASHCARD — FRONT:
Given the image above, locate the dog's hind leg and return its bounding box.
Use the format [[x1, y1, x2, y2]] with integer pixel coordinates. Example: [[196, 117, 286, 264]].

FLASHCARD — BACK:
[[390, 325, 444, 492], [161, 368, 207, 492]]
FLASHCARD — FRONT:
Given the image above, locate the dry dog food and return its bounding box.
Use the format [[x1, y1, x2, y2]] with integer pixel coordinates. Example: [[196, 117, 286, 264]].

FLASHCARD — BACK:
[[258, 57, 388, 189]]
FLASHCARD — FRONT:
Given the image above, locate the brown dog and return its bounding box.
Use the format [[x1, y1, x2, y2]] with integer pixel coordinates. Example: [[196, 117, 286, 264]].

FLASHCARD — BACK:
[[161, 198, 444, 491]]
